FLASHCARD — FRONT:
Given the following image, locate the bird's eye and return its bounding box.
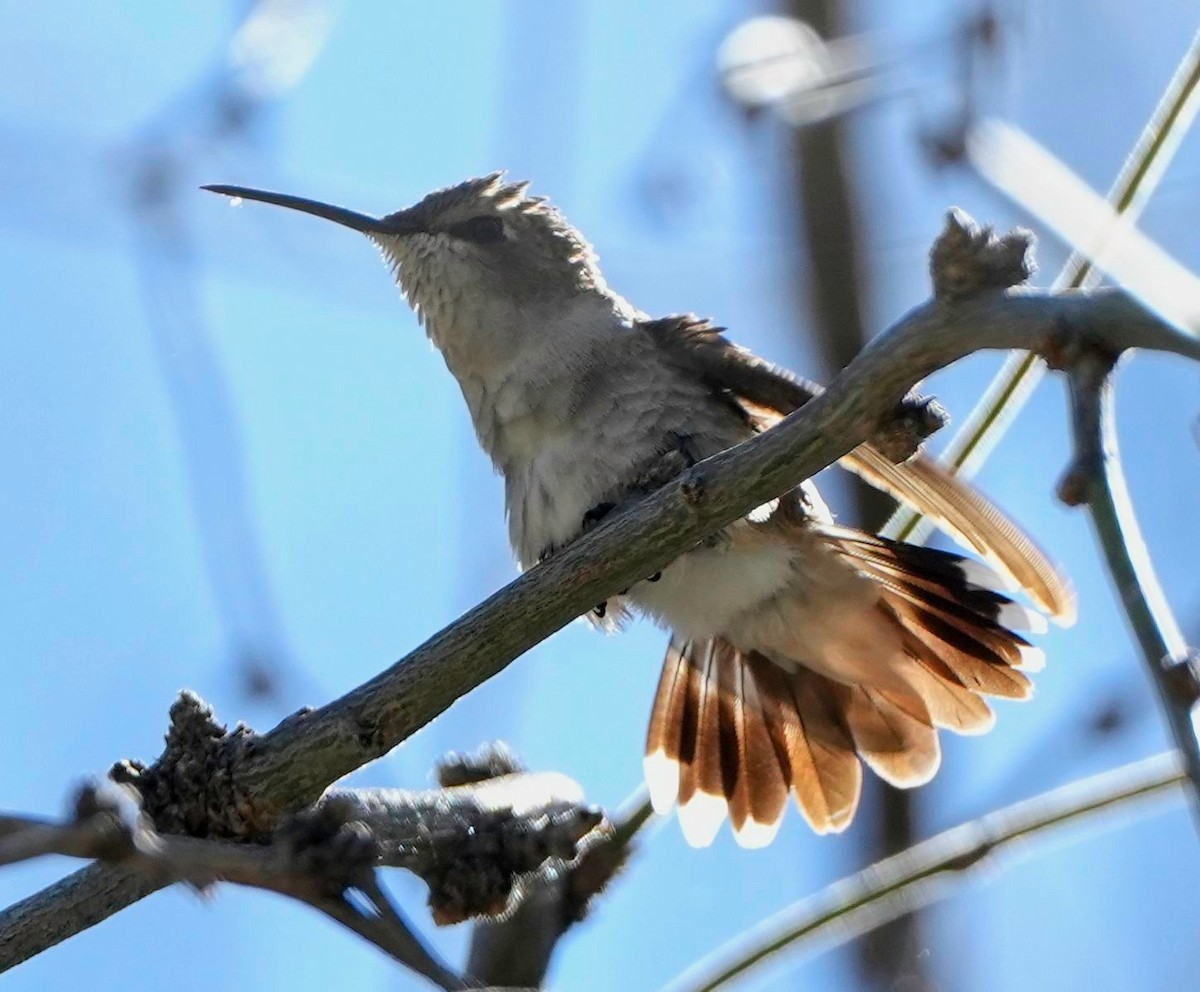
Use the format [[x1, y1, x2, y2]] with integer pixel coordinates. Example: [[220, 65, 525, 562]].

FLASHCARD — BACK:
[[449, 215, 506, 244]]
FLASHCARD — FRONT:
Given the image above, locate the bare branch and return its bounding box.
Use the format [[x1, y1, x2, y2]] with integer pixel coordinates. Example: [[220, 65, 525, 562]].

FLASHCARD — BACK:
[[0, 784, 469, 990], [325, 875, 465, 989], [0, 863, 162, 972], [1, 772, 604, 987], [6, 211, 1199, 966], [328, 775, 604, 924], [466, 787, 648, 988], [662, 752, 1184, 992], [1055, 346, 1200, 827]]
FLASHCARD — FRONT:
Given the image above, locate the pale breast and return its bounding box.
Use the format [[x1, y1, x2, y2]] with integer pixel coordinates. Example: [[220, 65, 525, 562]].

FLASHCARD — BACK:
[[495, 323, 758, 569], [507, 424, 662, 566], [628, 535, 799, 639]]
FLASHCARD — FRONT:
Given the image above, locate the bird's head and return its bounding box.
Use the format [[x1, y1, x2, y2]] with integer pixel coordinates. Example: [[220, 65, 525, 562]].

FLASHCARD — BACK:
[[204, 174, 615, 369]]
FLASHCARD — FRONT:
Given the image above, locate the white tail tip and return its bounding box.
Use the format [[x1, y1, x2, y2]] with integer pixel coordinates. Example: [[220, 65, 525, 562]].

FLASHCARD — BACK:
[[678, 791, 728, 848], [644, 750, 681, 816]]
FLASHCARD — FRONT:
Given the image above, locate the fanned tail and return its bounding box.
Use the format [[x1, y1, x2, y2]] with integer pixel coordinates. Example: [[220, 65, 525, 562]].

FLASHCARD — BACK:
[[645, 637, 863, 847], [644, 533, 1048, 847], [842, 447, 1076, 625], [829, 528, 1043, 705]]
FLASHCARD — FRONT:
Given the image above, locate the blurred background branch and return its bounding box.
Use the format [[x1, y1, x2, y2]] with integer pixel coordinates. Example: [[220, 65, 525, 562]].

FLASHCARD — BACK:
[[885, 25, 1200, 543], [663, 751, 1184, 992], [776, 0, 926, 981], [120, 0, 337, 705]]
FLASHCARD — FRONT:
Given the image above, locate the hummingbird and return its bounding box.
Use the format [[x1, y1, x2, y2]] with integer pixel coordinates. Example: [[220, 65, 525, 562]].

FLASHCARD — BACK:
[[205, 175, 1073, 848]]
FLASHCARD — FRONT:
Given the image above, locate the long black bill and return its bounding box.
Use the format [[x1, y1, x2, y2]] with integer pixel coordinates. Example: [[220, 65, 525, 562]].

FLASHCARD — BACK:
[[201, 184, 424, 236]]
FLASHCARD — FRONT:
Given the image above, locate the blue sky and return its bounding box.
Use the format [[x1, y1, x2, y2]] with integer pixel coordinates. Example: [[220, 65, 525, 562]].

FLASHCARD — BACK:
[[2, 2, 1200, 989]]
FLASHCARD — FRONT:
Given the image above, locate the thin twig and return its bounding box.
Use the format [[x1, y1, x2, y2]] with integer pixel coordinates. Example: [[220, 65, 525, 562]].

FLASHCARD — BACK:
[[318, 878, 469, 991], [886, 25, 1200, 542], [1057, 349, 1200, 827], [609, 790, 655, 851], [661, 752, 1184, 992]]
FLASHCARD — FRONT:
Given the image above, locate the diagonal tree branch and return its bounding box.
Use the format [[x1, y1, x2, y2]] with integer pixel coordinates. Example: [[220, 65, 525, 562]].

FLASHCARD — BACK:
[[5, 212, 1200, 969], [0, 864, 163, 973], [226, 245, 1200, 835]]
